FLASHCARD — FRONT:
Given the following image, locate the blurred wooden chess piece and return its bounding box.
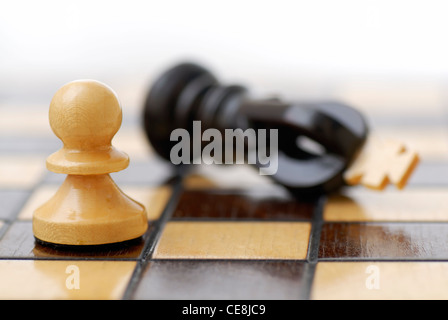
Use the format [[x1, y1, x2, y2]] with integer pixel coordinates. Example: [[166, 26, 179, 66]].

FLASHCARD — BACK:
[[143, 62, 419, 195], [344, 136, 420, 190], [33, 80, 148, 246]]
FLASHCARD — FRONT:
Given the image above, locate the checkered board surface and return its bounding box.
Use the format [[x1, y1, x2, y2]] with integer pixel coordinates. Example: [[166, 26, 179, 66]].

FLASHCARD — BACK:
[[1, 77, 448, 300]]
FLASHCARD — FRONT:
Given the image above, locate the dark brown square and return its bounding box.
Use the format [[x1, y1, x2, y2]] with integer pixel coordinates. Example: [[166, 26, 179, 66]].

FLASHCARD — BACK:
[[133, 260, 310, 299], [173, 187, 316, 221], [319, 222, 448, 260], [0, 221, 152, 259]]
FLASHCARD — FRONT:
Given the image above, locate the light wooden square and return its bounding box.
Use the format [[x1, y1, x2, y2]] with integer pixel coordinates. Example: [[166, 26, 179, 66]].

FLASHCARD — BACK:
[[112, 127, 153, 161], [153, 221, 311, 260], [312, 262, 448, 300], [375, 126, 448, 161], [335, 79, 445, 117], [123, 185, 171, 220], [0, 260, 136, 299], [18, 185, 57, 220], [324, 187, 448, 222], [0, 105, 51, 136], [0, 156, 46, 189]]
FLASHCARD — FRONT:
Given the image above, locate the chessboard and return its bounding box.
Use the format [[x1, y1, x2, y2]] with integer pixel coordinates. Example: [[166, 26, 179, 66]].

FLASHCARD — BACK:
[[1, 75, 448, 301]]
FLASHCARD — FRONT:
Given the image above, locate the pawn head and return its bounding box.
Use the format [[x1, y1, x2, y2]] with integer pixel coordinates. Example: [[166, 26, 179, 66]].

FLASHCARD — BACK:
[[47, 80, 129, 175], [49, 80, 122, 150]]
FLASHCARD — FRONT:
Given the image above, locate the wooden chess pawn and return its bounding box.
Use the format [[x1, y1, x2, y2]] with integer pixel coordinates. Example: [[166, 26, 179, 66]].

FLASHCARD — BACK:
[[33, 80, 148, 246]]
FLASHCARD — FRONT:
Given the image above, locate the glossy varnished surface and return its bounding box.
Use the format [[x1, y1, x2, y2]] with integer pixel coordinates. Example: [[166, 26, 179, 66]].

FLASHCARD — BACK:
[[173, 188, 316, 220], [1, 77, 448, 299], [0, 221, 150, 259], [134, 260, 309, 300], [319, 222, 448, 260], [0, 260, 136, 299]]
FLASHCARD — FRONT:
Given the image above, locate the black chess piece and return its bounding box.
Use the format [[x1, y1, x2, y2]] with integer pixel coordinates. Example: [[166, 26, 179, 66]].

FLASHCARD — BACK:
[[143, 62, 368, 195]]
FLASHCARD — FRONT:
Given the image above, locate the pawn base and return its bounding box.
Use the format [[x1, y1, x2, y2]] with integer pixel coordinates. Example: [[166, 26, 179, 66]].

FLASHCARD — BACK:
[[34, 236, 144, 251], [33, 174, 148, 246]]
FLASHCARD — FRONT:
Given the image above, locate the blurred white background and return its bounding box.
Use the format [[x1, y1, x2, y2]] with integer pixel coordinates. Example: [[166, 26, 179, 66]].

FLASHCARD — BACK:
[[1, 0, 448, 104]]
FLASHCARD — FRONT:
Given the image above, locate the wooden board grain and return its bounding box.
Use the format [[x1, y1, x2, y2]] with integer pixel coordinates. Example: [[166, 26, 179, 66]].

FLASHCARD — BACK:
[[0, 78, 446, 300]]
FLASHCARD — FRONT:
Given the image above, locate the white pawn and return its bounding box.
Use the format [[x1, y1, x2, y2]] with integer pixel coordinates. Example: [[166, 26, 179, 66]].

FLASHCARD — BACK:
[[33, 80, 148, 245]]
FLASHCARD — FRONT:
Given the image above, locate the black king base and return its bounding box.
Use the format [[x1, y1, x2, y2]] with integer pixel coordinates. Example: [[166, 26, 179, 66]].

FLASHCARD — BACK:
[[143, 62, 368, 196]]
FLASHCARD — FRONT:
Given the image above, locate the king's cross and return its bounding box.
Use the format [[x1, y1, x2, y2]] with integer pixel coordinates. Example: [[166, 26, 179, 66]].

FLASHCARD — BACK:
[[344, 136, 420, 190]]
